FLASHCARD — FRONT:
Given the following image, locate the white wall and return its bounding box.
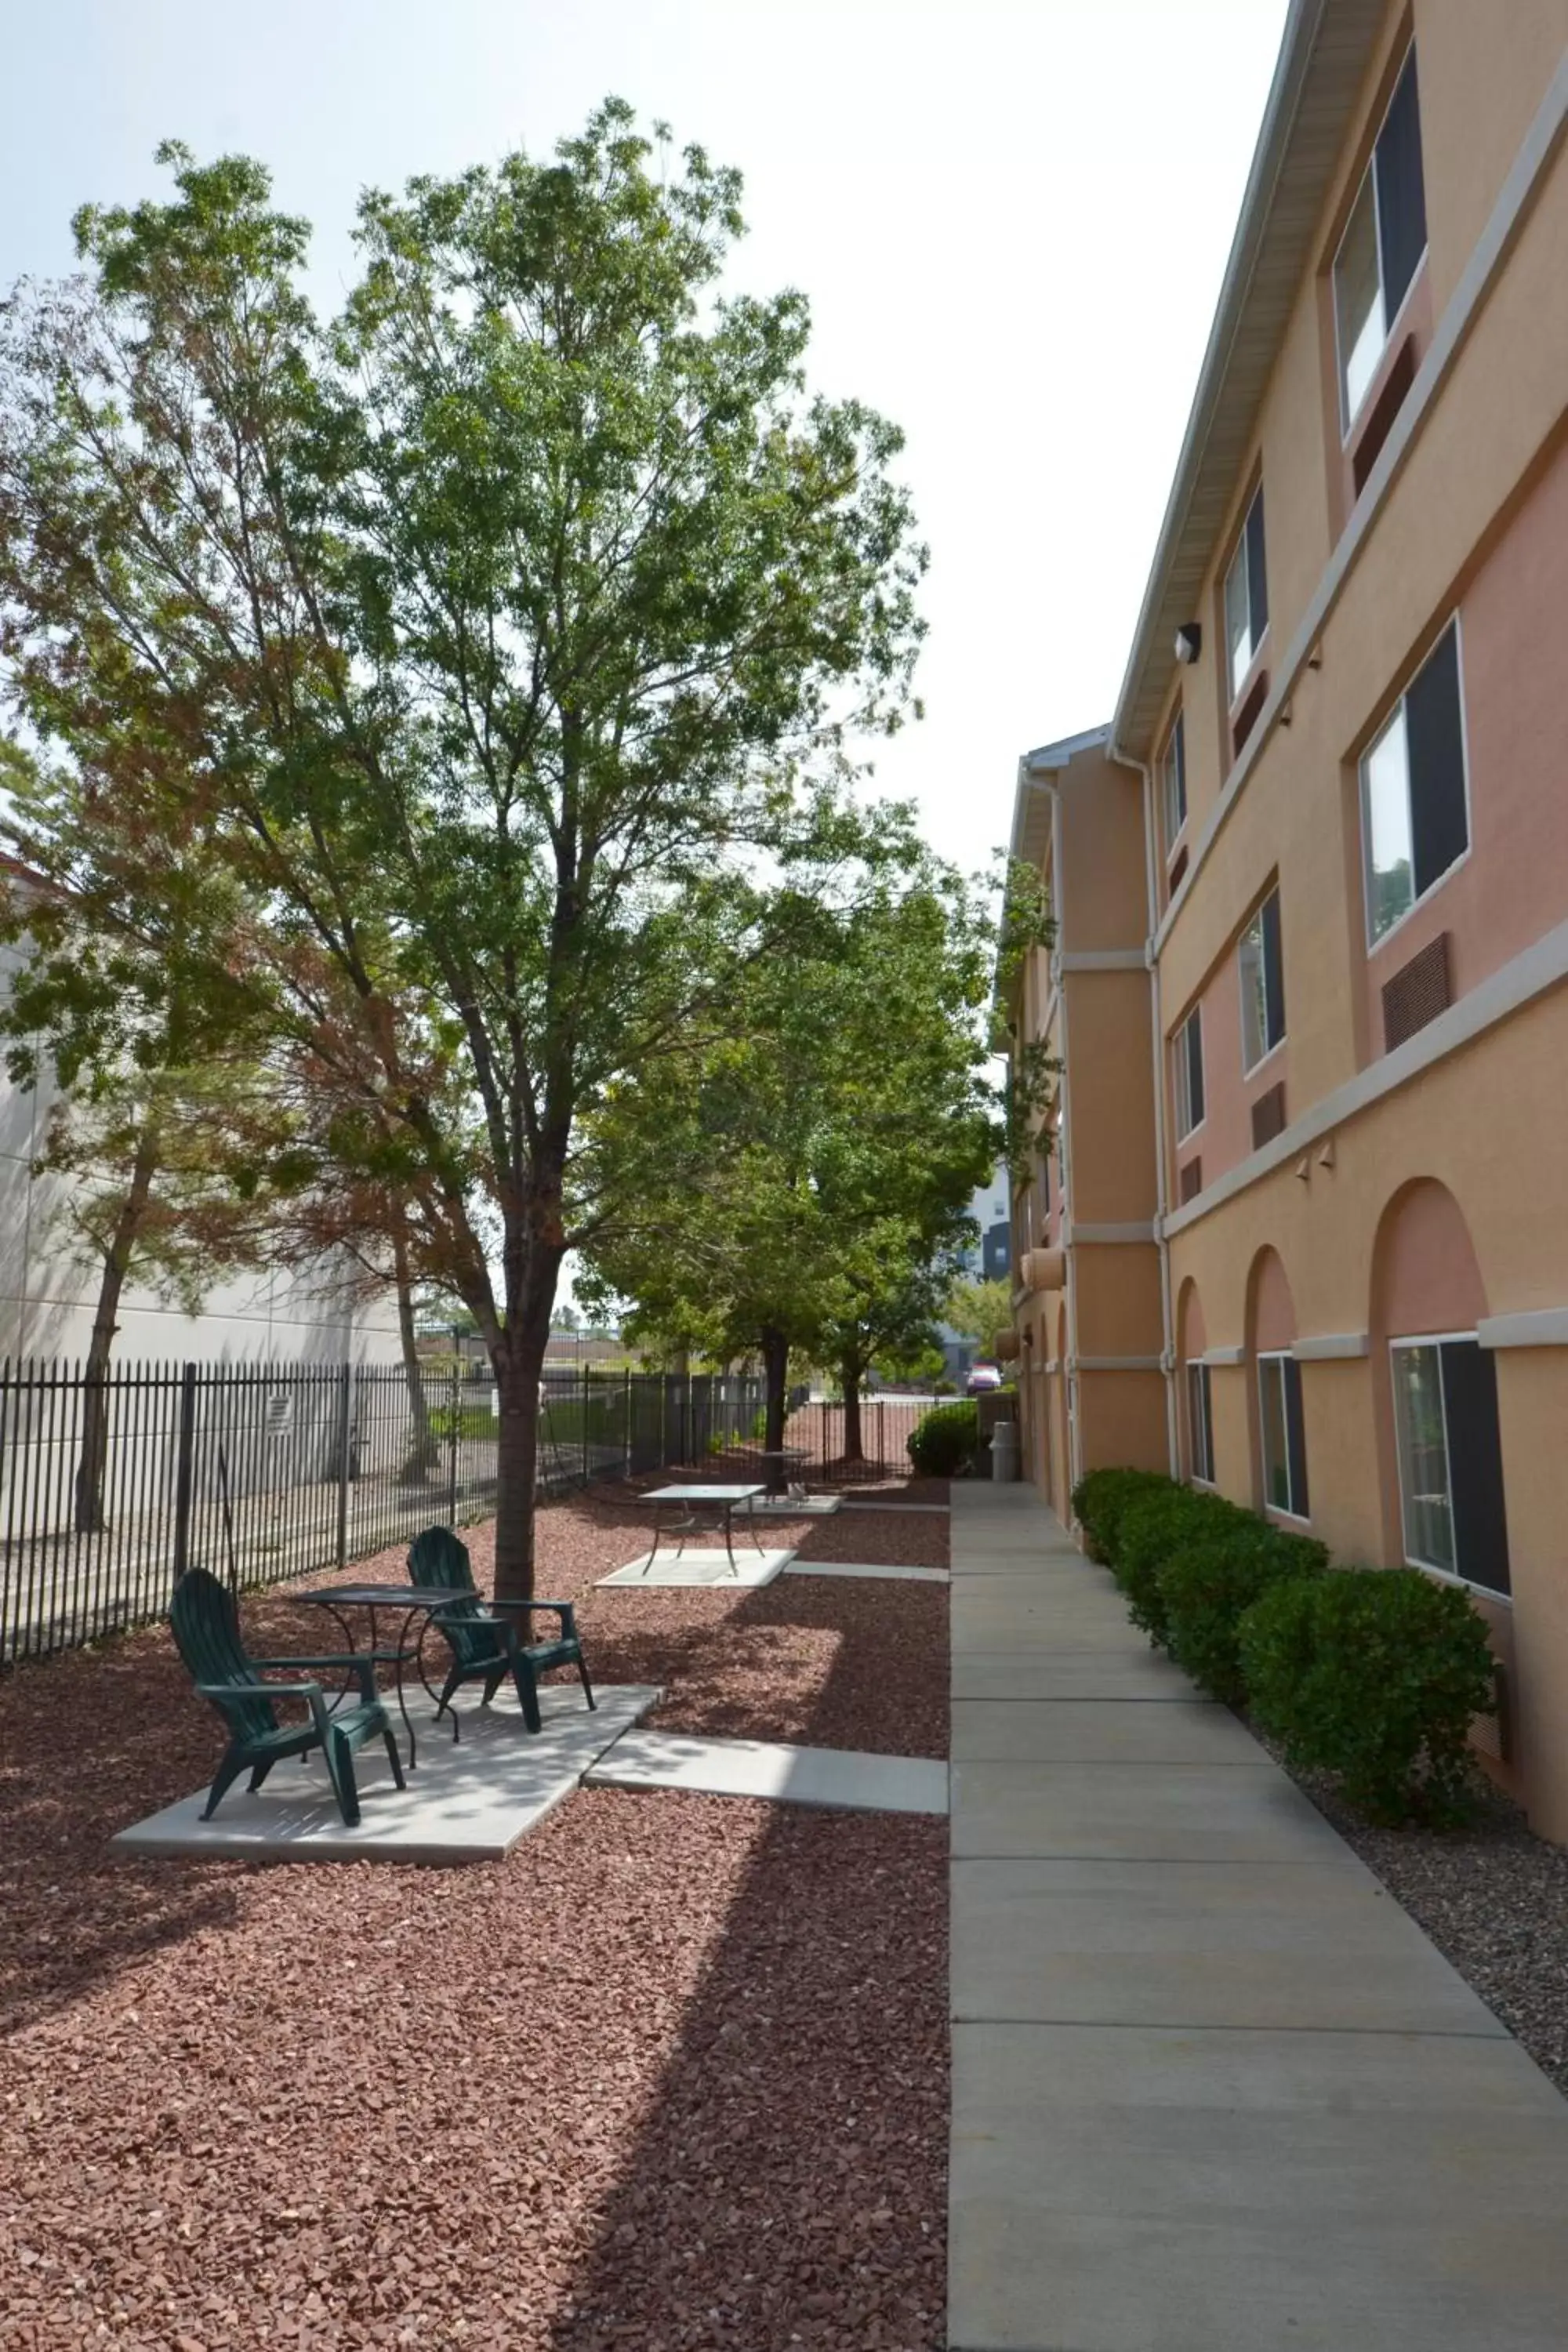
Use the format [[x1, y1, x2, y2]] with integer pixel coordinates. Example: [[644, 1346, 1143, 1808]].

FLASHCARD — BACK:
[[0, 941, 401, 1366]]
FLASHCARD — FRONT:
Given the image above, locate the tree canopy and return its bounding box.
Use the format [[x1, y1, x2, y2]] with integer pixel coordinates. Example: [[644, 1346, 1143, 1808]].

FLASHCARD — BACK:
[[0, 108, 928, 1595]]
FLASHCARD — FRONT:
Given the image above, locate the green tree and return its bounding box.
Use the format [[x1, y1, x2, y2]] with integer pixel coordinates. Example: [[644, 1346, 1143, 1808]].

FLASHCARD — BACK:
[[0, 749, 278, 1530], [0, 114, 924, 1597], [944, 1276, 1014, 1352], [580, 866, 997, 1465]]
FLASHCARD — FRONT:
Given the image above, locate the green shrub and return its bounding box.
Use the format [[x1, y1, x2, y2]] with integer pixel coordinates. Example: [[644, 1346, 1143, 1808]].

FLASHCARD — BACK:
[[1239, 1567, 1496, 1823], [1070, 1467, 1167, 1566], [1113, 1483, 1251, 1646], [1157, 1526, 1327, 1704], [907, 1399, 980, 1476]]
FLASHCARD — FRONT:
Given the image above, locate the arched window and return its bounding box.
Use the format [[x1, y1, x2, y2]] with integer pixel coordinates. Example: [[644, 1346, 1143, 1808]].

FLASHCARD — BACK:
[[1248, 1249, 1308, 1520], [1372, 1181, 1509, 1595], [1177, 1279, 1213, 1484]]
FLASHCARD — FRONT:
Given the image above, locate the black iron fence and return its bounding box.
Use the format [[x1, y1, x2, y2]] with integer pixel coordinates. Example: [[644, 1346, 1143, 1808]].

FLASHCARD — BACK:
[[0, 1358, 927, 1664]]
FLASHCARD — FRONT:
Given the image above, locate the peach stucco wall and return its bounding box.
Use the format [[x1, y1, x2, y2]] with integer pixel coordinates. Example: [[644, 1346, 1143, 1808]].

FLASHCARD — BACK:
[[1167, 982, 1568, 1833]]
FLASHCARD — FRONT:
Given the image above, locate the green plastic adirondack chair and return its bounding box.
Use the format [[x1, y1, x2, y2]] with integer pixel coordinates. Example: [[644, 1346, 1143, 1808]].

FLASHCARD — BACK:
[[408, 1526, 595, 1737], [170, 1567, 405, 1826]]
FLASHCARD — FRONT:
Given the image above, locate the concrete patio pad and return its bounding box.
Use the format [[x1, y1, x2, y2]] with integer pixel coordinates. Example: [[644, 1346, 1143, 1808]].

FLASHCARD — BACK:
[[951, 1856, 1504, 2034], [951, 1697, 1260, 1765], [586, 1727, 947, 1814], [597, 1547, 794, 1588], [951, 2020, 1568, 2352], [951, 1758, 1356, 1864], [114, 1682, 662, 1864], [783, 1558, 948, 1583]]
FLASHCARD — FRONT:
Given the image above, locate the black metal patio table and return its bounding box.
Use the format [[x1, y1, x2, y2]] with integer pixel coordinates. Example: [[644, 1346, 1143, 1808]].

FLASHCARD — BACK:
[[292, 1583, 481, 1769], [641, 1483, 768, 1576]]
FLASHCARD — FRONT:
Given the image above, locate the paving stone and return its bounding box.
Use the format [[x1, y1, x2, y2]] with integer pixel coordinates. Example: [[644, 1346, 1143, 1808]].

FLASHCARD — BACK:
[[951, 1697, 1259, 1766], [587, 1726, 948, 1814], [952, 1857, 1504, 2034], [783, 1559, 949, 1582], [951, 1647, 1196, 1701], [950, 1759, 1356, 1864], [951, 2020, 1568, 2351]]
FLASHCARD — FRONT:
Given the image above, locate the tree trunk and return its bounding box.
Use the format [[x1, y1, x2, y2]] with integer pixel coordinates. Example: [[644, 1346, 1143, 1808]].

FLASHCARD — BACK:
[[491, 1261, 562, 1605], [759, 1323, 789, 1494], [74, 1132, 158, 1534], [840, 1348, 866, 1464], [393, 1229, 437, 1483]]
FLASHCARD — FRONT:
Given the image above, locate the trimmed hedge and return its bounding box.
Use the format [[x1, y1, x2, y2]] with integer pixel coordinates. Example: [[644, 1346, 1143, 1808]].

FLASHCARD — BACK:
[[907, 1399, 980, 1476], [1069, 1465, 1497, 1824], [1112, 1485, 1253, 1647], [1157, 1526, 1327, 1704], [1240, 1566, 1495, 1824], [1070, 1468, 1167, 1567]]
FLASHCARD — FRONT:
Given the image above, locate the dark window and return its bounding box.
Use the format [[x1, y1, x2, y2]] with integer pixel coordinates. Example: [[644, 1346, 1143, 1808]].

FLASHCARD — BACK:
[[1259, 1352, 1309, 1519], [1174, 1007, 1204, 1139], [1188, 1360, 1214, 1484], [1240, 888, 1286, 1069], [1334, 45, 1428, 428], [1377, 49, 1428, 315], [1362, 619, 1468, 943], [1224, 485, 1269, 699], [1392, 1337, 1511, 1595], [1162, 713, 1187, 851]]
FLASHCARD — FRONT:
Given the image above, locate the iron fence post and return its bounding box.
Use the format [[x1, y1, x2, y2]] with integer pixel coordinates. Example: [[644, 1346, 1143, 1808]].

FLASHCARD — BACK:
[[334, 1361, 353, 1570], [172, 1362, 198, 1577], [581, 1365, 589, 1487], [447, 1364, 460, 1523]]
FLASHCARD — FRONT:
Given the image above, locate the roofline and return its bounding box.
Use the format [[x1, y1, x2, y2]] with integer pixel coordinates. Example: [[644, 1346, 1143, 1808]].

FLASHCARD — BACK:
[[1109, 0, 1387, 757], [1009, 721, 1111, 864]]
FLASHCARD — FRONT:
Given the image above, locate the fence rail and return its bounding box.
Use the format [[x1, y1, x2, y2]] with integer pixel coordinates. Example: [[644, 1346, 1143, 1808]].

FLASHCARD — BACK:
[[0, 1358, 925, 1664]]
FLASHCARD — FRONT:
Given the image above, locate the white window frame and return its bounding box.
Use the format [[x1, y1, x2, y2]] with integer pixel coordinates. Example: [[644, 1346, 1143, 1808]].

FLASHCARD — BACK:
[[1388, 1330, 1512, 1605], [1257, 1349, 1309, 1523], [1161, 711, 1187, 861], [1333, 42, 1428, 439], [1172, 1004, 1205, 1143], [1238, 890, 1285, 1077], [1359, 612, 1472, 954], [1223, 487, 1268, 704], [1187, 1359, 1214, 1486]]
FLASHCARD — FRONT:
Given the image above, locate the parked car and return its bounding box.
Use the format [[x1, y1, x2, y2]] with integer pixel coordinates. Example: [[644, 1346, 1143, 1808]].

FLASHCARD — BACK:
[[965, 1361, 1003, 1396]]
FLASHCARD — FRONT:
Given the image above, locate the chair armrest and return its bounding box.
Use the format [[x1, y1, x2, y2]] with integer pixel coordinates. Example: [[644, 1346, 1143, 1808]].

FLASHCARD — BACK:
[[252, 1653, 385, 1700], [493, 1600, 577, 1635], [197, 1679, 323, 1703]]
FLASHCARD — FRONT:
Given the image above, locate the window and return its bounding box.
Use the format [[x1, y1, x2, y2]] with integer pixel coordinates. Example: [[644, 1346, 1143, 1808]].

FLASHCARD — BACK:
[[1240, 889, 1287, 1071], [1258, 1352, 1309, 1518], [1392, 1337, 1511, 1595], [1173, 1006, 1204, 1141], [1361, 619, 1468, 945], [1188, 1359, 1214, 1484], [1334, 47, 1428, 430], [1161, 712, 1187, 852], [1224, 485, 1269, 700]]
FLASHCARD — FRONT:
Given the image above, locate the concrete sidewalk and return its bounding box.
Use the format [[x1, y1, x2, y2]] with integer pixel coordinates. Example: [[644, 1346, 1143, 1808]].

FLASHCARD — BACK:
[[947, 1480, 1568, 2352]]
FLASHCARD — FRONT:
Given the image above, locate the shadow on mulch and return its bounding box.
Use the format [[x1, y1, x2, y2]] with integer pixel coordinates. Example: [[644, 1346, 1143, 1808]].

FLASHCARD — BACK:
[[543, 1575, 948, 2352]]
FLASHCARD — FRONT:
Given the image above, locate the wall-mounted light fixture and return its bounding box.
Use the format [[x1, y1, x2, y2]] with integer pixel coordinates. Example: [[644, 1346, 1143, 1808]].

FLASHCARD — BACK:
[[1173, 622, 1202, 665]]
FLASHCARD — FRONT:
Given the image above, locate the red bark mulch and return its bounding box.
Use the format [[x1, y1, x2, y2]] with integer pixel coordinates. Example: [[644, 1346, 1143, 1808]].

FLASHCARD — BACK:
[[0, 1484, 949, 2351]]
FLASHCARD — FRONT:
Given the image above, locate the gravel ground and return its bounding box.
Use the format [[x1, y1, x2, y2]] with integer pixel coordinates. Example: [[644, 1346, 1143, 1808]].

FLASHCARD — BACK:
[[1266, 1747, 1568, 2095], [0, 1485, 950, 2351]]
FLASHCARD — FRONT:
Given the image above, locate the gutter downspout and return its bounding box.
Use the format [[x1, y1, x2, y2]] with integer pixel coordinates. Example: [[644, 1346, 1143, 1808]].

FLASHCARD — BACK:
[[1109, 738, 1178, 1477], [1019, 757, 1081, 1499]]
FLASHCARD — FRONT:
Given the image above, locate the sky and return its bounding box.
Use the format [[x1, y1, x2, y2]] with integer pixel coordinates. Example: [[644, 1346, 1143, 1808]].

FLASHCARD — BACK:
[[1, 0, 1288, 877]]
